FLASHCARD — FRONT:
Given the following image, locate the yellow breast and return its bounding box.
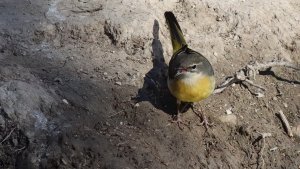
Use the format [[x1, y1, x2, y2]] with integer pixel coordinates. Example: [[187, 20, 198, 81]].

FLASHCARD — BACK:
[[168, 75, 215, 102]]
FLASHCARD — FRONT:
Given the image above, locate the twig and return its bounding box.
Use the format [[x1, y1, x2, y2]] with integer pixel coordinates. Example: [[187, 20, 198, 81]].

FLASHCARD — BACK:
[[15, 146, 26, 152], [213, 77, 235, 94], [0, 127, 16, 144], [244, 79, 266, 91], [214, 60, 300, 94], [257, 133, 272, 169], [277, 110, 293, 137], [152, 152, 169, 166], [71, 5, 103, 14], [247, 60, 300, 74]]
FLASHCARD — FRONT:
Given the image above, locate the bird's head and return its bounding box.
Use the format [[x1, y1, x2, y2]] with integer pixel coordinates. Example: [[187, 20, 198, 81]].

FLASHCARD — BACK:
[[174, 62, 202, 78], [169, 49, 214, 79]]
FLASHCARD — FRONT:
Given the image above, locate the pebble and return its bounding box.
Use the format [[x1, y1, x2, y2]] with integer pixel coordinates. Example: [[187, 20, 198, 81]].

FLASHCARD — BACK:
[[54, 77, 63, 84], [255, 93, 264, 98], [115, 81, 122, 86], [270, 147, 278, 151], [61, 158, 68, 165], [226, 108, 233, 115], [219, 114, 237, 125], [216, 16, 222, 21], [233, 35, 239, 41], [283, 103, 288, 108], [62, 99, 69, 105]]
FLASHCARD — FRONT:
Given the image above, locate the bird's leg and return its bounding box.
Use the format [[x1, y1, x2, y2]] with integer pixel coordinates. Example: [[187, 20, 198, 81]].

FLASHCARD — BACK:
[[171, 100, 190, 130], [191, 104, 213, 130], [180, 102, 191, 113]]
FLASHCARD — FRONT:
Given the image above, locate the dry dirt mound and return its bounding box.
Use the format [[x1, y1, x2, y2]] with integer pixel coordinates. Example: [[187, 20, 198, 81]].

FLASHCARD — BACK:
[[0, 0, 299, 168]]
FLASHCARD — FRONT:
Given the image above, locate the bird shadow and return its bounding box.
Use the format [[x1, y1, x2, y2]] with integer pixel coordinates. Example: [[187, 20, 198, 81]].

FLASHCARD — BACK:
[[134, 19, 177, 116]]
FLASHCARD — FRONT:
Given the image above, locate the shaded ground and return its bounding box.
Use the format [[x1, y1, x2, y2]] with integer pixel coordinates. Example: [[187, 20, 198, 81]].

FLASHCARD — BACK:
[[0, 0, 299, 168]]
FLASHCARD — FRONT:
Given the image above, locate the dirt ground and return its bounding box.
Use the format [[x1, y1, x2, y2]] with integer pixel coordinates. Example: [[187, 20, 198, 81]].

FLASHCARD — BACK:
[[0, 0, 300, 168]]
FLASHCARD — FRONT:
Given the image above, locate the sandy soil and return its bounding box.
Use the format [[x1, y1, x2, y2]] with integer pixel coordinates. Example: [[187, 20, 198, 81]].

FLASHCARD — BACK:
[[0, 0, 300, 168]]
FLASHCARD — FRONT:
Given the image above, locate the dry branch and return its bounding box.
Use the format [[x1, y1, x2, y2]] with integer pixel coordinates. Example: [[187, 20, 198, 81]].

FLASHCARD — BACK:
[[71, 5, 103, 14], [257, 132, 272, 169], [214, 60, 300, 95], [0, 127, 16, 144]]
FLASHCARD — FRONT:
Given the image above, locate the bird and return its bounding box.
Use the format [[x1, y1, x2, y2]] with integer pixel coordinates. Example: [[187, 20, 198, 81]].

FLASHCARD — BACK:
[[164, 11, 215, 129]]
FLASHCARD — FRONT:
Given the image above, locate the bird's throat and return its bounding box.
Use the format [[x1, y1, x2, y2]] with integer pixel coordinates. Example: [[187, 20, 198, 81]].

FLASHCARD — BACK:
[[168, 74, 215, 102]]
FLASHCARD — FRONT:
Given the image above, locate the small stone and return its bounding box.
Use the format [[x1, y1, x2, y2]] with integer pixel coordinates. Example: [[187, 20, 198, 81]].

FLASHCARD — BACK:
[[68, 56, 74, 60], [226, 108, 233, 115], [219, 114, 237, 125], [120, 121, 123, 125], [255, 93, 264, 98], [272, 97, 278, 101], [216, 16, 222, 21], [283, 103, 288, 108], [270, 147, 278, 151], [134, 103, 140, 107], [233, 35, 239, 41], [54, 77, 63, 84], [213, 52, 218, 56], [61, 158, 68, 165], [115, 81, 122, 86], [62, 99, 69, 105]]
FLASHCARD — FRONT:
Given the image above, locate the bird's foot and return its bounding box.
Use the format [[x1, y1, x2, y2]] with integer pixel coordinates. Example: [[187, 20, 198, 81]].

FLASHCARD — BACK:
[[198, 114, 213, 131], [169, 115, 190, 130], [192, 107, 213, 131]]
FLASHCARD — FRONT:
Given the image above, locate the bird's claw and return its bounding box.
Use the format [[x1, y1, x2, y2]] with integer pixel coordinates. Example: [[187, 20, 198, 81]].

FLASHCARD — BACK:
[[192, 107, 213, 131], [198, 116, 214, 131], [169, 115, 190, 130]]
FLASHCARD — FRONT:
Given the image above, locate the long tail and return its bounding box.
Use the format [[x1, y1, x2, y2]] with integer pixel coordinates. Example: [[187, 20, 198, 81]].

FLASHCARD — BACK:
[[164, 11, 187, 53]]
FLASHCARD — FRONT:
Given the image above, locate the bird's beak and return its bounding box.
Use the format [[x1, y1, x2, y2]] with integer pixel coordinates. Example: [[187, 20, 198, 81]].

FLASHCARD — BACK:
[[175, 67, 187, 77], [177, 67, 187, 73]]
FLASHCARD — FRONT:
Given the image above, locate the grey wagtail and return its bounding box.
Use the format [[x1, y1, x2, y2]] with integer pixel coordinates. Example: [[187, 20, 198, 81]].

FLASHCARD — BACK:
[[164, 11, 215, 128]]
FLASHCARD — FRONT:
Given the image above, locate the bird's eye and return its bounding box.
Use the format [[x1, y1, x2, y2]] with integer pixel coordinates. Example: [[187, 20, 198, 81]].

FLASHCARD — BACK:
[[191, 65, 197, 69]]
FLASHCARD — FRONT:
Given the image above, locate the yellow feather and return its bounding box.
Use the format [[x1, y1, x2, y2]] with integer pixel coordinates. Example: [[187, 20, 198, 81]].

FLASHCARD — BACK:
[[168, 75, 215, 102]]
